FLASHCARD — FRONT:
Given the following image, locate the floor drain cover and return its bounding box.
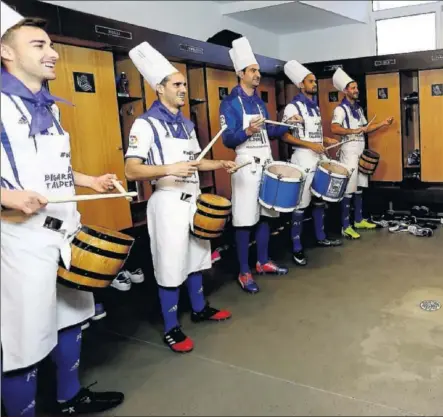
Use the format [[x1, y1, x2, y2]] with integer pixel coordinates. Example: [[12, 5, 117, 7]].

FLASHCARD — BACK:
[[420, 300, 441, 312]]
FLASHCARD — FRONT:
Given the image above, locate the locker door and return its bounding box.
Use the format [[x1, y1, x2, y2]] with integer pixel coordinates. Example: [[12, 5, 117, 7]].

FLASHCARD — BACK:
[[366, 73, 402, 182], [419, 69, 443, 182], [48, 43, 132, 231], [256, 77, 279, 160], [205, 68, 238, 199]]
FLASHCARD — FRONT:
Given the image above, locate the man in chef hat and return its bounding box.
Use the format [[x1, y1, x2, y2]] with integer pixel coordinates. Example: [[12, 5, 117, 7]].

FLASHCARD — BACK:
[[281, 60, 342, 266], [1, 1, 125, 415], [330, 68, 394, 239], [125, 41, 235, 353], [219, 37, 300, 294]]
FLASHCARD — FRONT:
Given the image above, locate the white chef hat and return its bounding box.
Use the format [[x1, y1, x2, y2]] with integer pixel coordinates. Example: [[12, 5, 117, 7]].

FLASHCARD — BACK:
[[229, 37, 258, 73], [333, 68, 355, 91], [1, 1, 24, 38], [129, 41, 179, 90], [284, 60, 312, 86]]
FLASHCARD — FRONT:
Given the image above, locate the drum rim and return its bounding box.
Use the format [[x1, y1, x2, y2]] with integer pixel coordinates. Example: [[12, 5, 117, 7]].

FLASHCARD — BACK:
[[258, 197, 298, 213], [362, 149, 380, 158], [265, 161, 304, 183], [318, 160, 349, 179]]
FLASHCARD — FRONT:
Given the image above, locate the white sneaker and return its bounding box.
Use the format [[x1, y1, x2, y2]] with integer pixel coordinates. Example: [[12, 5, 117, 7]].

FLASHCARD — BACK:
[[111, 271, 132, 291], [129, 268, 144, 284], [81, 321, 90, 331]]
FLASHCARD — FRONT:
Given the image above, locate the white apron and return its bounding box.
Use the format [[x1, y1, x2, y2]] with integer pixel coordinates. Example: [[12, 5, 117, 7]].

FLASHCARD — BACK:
[[145, 119, 211, 288], [337, 105, 368, 194], [231, 96, 279, 227], [287, 102, 324, 210], [1, 94, 94, 372]]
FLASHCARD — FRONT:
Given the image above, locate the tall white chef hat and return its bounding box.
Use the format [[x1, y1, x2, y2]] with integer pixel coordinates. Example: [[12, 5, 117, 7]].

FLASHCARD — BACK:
[[229, 37, 258, 73], [284, 60, 312, 86], [333, 68, 355, 91], [129, 41, 179, 90], [1, 1, 24, 38]]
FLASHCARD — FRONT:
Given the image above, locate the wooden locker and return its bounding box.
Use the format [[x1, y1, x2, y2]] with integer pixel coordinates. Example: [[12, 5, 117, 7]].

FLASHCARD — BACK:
[[365, 73, 402, 182], [419, 69, 443, 182], [144, 62, 191, 120], [205, 68, 238, 199], [48, 43, 132, 231]]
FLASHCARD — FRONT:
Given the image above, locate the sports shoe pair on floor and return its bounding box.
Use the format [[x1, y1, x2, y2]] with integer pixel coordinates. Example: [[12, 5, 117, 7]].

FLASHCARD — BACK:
[[110, 268, 145, 291]]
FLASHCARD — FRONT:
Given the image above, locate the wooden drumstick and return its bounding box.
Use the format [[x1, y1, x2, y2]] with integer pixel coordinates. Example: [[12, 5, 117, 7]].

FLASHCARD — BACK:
[[196, 126, 227, 162], [47, 192, 138, 203], [111, 179, 133, 202], [325, 138, 355, 151], [366, 114, 376, 128], [264, 119, 299, 128], [228, 161, 252, 174]]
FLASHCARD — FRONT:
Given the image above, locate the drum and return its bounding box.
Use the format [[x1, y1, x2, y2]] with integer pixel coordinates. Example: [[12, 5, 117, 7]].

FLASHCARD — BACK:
[[57, 225, 135, 292], [359, 149, 380, 175], [191, 193, 232, 240], [311, 160, 350, 202], [259, 162, 305, 212]]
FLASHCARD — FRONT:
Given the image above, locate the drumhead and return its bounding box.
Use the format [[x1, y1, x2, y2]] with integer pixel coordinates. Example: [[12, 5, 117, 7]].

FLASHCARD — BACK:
[[199, 193, 232, 208], [319, 161, 349, 177], [267, 163, 303, 181]]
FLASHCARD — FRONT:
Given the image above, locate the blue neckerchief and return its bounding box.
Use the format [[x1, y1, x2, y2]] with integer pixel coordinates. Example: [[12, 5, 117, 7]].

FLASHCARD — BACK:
[[142, 100, 194, 139], [230, 84, 264, 109], [1, 67, 72, 135], [341, 97, 361, 121], [291, 93, 319, 117]]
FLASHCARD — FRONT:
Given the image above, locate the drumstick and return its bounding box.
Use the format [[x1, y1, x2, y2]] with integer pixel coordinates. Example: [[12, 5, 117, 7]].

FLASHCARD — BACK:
[[366, 114, 376, 128], [264, 119, 299, 128], [196, 126, 227, 162], [228, 161, 252, 174], [325, 138, 356, 151], [111, 179, 133, 202], [47, 192, 138, 203]]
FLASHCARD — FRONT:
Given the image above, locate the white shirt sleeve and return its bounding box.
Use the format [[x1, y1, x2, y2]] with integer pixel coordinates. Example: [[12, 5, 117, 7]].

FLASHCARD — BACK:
[[332, 106, 346, 126], [282, 103, 300, 136], [125, 119, 154, 162]]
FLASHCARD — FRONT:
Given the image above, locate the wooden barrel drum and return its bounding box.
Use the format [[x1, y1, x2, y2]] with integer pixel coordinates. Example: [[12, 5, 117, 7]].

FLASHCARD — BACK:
[[57, 225, 135, 291], [191, 193, 232, 240], [358, 149, 380, 175]]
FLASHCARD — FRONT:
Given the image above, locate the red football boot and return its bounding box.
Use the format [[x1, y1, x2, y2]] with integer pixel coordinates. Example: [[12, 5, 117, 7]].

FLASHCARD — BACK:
[[190, 302, 232, 323], [163, 327, 194, 353]]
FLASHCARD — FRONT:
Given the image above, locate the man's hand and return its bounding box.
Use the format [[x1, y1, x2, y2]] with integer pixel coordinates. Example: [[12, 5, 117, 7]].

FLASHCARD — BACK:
[[90, 174, 118, 193], [384, 117, 394, 126], [167, 161, 200, 178], [245, 116, 264, 136], [286, 114, 304, 124], [219, 160, 237, 172], [1, 189, 48, 215], [324, 137, 339, 147], [310, 143, 326, 154]]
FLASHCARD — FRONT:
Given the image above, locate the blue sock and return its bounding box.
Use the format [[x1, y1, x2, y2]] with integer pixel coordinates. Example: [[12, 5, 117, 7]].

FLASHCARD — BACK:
[[291, 210, 304, 252], [235, 228, 251, 274], [186, 272, 205, 313], [158, 286, 180, 333], [341, 195, 352, 228], [312, 204, 326, 241], [256, 220, 270, 265], [1, 366, 38, 416], [354, 192, 363, 223], [50, 325, 82, 402]]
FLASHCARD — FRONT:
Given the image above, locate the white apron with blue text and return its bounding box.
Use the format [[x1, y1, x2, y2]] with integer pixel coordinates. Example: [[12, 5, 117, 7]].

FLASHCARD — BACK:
[[1, 93, 94, 372], [144, 118, 211, 288], [230, 96, 278, 227]]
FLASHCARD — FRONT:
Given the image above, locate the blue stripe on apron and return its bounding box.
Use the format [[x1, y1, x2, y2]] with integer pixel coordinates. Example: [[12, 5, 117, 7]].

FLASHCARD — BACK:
[[145, 118, 165, 165], [0, 122, 24, 190]]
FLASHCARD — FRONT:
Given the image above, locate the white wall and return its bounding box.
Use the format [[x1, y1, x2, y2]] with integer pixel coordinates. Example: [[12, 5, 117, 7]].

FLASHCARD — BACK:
[[43, 1, 280, 58], [279, 1, 443, 63]]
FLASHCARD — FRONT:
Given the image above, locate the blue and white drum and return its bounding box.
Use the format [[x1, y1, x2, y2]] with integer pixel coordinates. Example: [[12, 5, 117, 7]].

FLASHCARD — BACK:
[[311, 160, 350, 202], [259, 162, 305, 212]]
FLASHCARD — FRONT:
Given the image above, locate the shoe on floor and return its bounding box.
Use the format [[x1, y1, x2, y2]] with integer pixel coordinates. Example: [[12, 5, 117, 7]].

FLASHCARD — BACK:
[[80, 321, 90, 331], [91, 303, 107, 321], [292, 250, 307, 266], [191, 302, 232, 323], [342, 226, 361, 239], [256, 260, 288, 275], [53, 383, 124, 414], [129, 268, 144, 284], [211, 250, 221, 264], [317, 238, 342, 247], [354, 219, 377, 229], [238, 272, 259, 294], [163, 326, 194, 353], [111, 271, 132, 291]]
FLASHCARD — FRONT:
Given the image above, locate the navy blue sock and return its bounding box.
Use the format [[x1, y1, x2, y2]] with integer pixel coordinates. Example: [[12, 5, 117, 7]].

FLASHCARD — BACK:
[[158, 286, 180, 333], [354, 192, 363, 223], [341, 195, 352, 228], [235, 228, 251, 274], [291, 210, 304, 252], [1, 366, 38, 416], [50, 325, 82, 402], [312, 204, 326, 241], [256, 220, 270, 265], [186, 272, 205, 313]]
